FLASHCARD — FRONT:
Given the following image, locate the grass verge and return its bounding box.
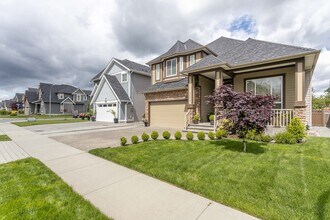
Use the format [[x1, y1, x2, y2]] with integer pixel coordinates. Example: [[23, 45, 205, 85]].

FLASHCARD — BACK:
[[0, 135, 11, 141], [12, 118, 86, 127], [0, 158, 110, 219], [90, 137, 330, 220]]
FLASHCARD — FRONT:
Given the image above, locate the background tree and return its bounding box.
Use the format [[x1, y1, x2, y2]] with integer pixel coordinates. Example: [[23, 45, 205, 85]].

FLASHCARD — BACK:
[[312, 86, 330, 109], [208, 85, 275, 152]]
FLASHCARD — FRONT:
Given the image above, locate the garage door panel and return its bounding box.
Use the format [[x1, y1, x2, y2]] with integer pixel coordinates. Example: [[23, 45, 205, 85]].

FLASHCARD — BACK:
[[96, 103, 117, 122], [150, 101, 187, 129]]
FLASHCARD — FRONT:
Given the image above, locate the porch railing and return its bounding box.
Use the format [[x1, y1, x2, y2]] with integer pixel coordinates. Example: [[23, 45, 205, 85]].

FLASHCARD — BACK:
[[268, 109, 294, 127], [184, 109, 191, 129]]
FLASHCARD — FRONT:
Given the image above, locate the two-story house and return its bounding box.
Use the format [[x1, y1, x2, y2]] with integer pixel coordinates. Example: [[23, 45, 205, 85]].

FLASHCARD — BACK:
[[90, 58, 150, 122], [28, 83, 91, 115], [144, 37, 320, 129]]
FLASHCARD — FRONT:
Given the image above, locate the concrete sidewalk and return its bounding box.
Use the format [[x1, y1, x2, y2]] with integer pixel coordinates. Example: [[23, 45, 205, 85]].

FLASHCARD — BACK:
[[0, 123, 258, 220]]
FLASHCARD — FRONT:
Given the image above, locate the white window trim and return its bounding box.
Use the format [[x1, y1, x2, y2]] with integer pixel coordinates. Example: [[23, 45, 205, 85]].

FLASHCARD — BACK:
[[166, 58, 177, 77], [155, 64, 160, 80], [179, 57, 184, 71], [76, 94, 81, 102], [121, 72, 128, 83], [189, 54, 195, 66], [245, 75, 283, 109], [58, 93, 64, 99]]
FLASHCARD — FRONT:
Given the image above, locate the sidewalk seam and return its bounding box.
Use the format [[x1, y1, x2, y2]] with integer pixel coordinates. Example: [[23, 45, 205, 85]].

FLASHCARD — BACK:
[[195, 202, 212, 220]]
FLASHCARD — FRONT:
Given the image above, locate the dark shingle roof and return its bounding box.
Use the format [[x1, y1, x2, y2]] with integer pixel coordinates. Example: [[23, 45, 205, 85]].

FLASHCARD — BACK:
[[214, 37, 316, 66], [206, 36, 244, 57], [56, 85, 77, 94], [28, 88, 38, 92], [15, 93, 24, 101], [183, 55, 225, 72], [104, 75, 130, 101], [25, 90, 38, 103], [143, 77, 188, 93], [83, 90, 92, 96], [148, 39, 204, 63], [91, 58, 150, 82], [115, 59, 150, 74]]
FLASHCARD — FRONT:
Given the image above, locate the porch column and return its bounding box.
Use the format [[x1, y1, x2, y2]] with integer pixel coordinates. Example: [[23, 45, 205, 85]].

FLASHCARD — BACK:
[[294, 60, 307, 124], [215, 69, 223, 89], [188, 74, 195, 107]]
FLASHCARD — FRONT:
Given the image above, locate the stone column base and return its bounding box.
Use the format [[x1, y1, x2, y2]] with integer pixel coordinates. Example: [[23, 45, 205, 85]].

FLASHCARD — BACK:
[[294, 106, 307, 125]]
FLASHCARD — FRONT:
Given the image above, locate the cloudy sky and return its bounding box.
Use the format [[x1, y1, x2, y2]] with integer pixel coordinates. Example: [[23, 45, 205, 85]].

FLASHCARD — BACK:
[[0, 0, 329, 100]]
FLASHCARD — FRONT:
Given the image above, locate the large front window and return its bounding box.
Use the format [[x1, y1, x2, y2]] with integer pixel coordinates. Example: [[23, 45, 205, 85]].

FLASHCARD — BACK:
[[246, 75, 283, 109], [166, 59, 177, 77]]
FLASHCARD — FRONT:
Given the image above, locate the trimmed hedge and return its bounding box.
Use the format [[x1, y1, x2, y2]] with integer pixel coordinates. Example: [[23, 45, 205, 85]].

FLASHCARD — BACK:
[[208, 131, 215, 140], [197, 131, 205, 140], [274, 132, 297, 144], [151, 131, 159, 140], [174, 131, 182, 140], [162, 131, 171, 139], [186, 131, 194, 140], [141, 133, 149, 142], [120, 137, 127, 146], [215, 129, 227, 139], [131, 135, 139, 144]]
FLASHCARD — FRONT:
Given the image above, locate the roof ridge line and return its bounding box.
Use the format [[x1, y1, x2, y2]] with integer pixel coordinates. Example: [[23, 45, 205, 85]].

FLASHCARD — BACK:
[[247, 38, 316, 51]]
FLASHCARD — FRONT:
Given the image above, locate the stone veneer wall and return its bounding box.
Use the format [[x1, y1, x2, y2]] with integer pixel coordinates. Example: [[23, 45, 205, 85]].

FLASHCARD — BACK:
[[294, 106, 307, 125]]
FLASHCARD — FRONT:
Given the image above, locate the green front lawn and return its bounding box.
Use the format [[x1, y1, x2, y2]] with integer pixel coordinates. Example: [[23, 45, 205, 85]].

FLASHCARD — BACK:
[[0, 114, 73, 119], [0, 158, 110, 219], [12, 118, 86, 127], [90, 137, 330, 220], [0, 135, 11, 141]]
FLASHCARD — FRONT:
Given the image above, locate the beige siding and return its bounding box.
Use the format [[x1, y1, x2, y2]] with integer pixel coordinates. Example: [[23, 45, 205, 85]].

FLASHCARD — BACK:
[[150, 101, 187, 128], [151, 64, 155, 85], [234, 66, 295, 109], [199, 76, 215, 122]]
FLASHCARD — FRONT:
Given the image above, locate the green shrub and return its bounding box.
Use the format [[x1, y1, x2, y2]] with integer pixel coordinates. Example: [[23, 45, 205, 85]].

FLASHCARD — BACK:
[[162, 131, 171, 140], [208, 131, 215, 140], [209, 114, 215, 121], [261, 134, 272, 142], [197, 131, 205, 140], [246, 129, 257, 140], [215, 129, 227, 139], [193, 114, 200, 121], [287, 117, 306, 141], [120, 137, 127, 146], [131, 135, 139, 144], [174, 131, 182, 140], [151, 131, 159, 140], [254, 134, 262, 142], [10, 111, 18, 116], [186, 131, 194, 140], [274, 132, 297, 144], [0, 110, 9, 115], [141, 133, 149, 142], [219, 118, 234, 132]]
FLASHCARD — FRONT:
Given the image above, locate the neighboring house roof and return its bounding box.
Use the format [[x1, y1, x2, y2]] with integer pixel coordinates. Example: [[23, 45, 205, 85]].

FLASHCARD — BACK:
[[14, 93, 24, 102], [148, 39, 204, 64], [39, 83, 91, 103], [28, 88, 38, 92], [104, 75, 130, 101], [143, 77, 188, 93], [82, 90, 92, 96], [25, 90, 38, 103], [91, 58, 151, 82]]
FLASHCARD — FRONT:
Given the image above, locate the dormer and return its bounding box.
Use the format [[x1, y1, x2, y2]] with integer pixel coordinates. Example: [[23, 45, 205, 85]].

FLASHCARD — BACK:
[[147, 39, 215, 85]]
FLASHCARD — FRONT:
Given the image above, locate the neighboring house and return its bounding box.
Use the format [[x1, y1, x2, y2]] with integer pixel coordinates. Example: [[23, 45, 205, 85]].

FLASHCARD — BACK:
[[1, 100, 13, 111], [144, 37, 320, 129], [90, 58, 151, 123], [23, 88, 39, 115], [12, 93, 24, 110], [31, 83, 92, 115]]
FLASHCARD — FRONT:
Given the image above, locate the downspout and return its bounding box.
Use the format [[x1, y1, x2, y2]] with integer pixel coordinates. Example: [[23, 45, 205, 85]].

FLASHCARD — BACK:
[[125, 102, 128, 123]]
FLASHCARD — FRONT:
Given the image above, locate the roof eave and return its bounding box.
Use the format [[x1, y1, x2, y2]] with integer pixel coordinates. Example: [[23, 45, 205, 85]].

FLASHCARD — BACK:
[[142, 87, 188, 94]]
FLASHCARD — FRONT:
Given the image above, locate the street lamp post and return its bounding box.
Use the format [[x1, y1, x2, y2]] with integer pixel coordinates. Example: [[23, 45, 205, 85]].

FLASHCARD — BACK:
[[49, 84, 53, 117]]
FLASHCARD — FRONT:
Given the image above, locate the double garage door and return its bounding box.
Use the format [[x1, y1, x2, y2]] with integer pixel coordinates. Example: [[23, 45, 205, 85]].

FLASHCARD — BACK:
[[96, 103, 117, 122], [149, 100, 187, 129]]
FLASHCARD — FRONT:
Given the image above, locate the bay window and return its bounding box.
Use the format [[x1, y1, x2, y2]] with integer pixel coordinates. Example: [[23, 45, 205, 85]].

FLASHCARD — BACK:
[[246, 75, 283, 109], [155, 64, 160, 80], [189, 54, 195, 66], [166, 59, 177, 77]]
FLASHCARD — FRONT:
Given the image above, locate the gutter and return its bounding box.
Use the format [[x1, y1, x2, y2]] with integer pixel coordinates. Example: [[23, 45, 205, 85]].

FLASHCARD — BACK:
[[142, 87, 187, 94]]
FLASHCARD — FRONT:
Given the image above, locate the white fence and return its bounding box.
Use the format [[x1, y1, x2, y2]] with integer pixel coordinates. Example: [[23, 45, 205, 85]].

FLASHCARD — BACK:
[[268, 109, 294, 127]]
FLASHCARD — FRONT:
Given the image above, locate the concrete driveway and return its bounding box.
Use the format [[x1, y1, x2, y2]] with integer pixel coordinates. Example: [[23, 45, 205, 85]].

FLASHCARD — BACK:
[[25, 121, 180, 151], [309, 126, 330, 137]]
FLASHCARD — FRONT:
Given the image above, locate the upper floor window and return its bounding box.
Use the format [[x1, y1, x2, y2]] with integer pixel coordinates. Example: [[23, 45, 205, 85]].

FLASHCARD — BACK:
[[121, 73, 128, 82], [246, 75, 283, 109], [76, 94, 81, 102], [58, 93, 64, 99], [84, 95, 87, 101], [189, 54, 196, 66], [155, 64, 160, 80], [166, 59, 177, 77], [179, 57, 184, 71]]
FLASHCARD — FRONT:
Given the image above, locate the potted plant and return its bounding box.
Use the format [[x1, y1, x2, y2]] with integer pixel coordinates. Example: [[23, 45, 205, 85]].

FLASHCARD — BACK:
[[91, 116, 96, 122], [110, 110, 118, 123], [209, 114, 215, 125], [193, 114, 200, 124], [142, 114, 148, 127], [79, 113, 86, 120]]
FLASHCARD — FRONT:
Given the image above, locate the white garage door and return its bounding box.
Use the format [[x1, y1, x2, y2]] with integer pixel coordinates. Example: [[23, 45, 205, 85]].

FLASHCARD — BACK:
[[96, 103, 117, 122], [150, 100, 187, 129]]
